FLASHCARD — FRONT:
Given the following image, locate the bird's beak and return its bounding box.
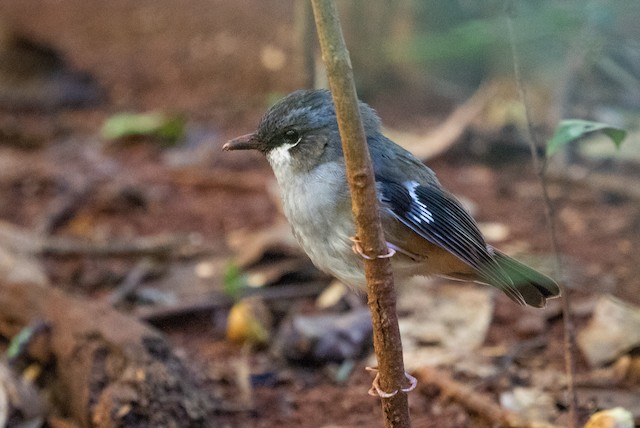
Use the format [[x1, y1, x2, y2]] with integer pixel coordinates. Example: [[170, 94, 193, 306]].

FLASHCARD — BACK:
[[223, 133, 262, 151]]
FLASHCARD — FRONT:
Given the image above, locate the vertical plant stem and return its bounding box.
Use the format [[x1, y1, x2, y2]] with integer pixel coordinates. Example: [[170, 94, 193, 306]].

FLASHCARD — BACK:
[[505, 4, 578, 427], [310, 1, 411, 427], [294, 0, 317, 88]]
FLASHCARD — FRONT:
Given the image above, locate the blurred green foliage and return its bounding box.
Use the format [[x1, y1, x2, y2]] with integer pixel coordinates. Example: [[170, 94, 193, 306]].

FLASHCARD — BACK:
[[382, 0, 639, 89], [337, 0, 640, 146], [547, 119, 627, 157], [405, 4, 581, 68], [101, 112, 186, 145], [223, 262, 248, 301]]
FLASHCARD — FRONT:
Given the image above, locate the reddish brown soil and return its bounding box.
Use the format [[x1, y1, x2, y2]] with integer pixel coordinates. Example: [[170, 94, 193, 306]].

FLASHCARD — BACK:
[[0, 1, 638, 427]]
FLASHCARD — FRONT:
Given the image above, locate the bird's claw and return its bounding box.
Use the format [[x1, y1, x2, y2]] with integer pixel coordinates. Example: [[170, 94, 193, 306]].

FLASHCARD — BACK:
[[366, 367, 417, 398], [349, 237, 395, 260]]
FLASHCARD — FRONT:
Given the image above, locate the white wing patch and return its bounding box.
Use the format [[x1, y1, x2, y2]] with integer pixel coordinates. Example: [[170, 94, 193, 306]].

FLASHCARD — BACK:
[[404, 181, 434, 224]]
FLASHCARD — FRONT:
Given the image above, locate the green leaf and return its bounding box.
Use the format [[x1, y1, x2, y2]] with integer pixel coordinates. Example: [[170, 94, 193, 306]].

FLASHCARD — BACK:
[[101, 112, 185, 144], [546, 119, 627, 157], [6, 323, 48, 361], [223, 262, 247, 301]]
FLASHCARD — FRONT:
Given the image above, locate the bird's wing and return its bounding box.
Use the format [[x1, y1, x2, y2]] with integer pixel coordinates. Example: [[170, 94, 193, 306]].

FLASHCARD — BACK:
[[377, 179, 527, 305]]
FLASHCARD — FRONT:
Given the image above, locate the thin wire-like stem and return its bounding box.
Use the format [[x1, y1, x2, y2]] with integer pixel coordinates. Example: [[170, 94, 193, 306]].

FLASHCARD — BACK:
[[505, 4, 578, 427]]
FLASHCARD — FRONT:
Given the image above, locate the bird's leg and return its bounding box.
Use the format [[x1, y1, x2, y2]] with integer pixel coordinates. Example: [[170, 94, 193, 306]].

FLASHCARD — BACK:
[[366, 367, 417, 398], [349, 236, 395, 260]]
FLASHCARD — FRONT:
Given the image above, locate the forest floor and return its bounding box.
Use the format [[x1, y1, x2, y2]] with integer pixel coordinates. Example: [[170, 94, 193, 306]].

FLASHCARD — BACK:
[[0, 1, 639, 427]]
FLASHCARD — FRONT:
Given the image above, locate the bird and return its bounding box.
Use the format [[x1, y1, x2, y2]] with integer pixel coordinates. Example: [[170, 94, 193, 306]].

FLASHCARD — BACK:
[[224, 89, 560, 308]]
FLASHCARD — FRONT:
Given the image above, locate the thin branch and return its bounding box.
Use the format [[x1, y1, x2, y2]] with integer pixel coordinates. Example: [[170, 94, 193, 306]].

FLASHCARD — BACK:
[[107, 257, 157, 305], [505, 3, 578, 427], [310, 1, 411, 427], [294, 0, 317, 88], [415, 367, 526, 428]]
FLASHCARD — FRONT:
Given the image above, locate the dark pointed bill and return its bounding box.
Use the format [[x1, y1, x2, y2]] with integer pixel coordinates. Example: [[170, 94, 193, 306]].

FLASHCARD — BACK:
[[223, 133, 261, 151]]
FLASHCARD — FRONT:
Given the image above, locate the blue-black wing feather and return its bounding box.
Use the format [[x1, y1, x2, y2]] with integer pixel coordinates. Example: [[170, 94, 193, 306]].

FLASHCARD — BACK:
[[378, 179, 528, 305]]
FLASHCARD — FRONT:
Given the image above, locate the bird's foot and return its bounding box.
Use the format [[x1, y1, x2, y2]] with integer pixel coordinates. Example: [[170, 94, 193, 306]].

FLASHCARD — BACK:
[[349, 236, 395, 260], [366, 367, 417, 398]]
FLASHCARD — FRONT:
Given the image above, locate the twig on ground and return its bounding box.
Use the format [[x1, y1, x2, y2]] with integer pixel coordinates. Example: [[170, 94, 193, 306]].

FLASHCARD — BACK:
[[136, 281, 327, 324], [415, 366, 525, 428], [0, 220, 209, 259], [39, 179, 95, 234], [107, 257, 158, 305], [39, 234, 185, 258]]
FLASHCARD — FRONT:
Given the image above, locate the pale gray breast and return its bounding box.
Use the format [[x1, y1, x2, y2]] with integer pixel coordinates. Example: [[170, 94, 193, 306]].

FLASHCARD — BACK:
[[270, 158, 366, 288]]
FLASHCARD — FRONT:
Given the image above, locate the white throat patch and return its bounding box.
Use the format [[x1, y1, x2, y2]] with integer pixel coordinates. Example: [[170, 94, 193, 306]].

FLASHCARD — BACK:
[[266, 138, 301, 171]]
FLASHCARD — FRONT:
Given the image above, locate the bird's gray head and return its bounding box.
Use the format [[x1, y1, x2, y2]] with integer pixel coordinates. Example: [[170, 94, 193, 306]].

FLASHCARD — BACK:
[[223, 89, 381, 173]]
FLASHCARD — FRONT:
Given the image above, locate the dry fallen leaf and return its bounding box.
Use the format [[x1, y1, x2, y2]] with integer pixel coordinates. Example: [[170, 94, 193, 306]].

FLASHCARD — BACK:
[[499, 387, 558, 423], [577, 295, 640, 367], [584, 407, 634, 428], [398, 279, 494, 370]]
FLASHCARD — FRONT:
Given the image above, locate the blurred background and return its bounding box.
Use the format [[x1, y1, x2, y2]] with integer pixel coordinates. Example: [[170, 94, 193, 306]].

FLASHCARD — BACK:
[[0, 1, 638, 427]]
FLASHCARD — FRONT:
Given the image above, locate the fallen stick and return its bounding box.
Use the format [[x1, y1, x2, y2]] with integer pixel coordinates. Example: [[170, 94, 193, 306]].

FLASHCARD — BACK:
[[106, 257, 157, 305], [0, 280, 217, 427], [384, 81, 498, 161], [414, 366, 526, 428], [0, 219, 209, 259], [39, 234, 185, 258], [136, 281, 327, 324]]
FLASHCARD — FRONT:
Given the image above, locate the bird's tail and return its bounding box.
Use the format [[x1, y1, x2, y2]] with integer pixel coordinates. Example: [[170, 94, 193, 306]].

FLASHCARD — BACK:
[[488, 249, 561, 308]]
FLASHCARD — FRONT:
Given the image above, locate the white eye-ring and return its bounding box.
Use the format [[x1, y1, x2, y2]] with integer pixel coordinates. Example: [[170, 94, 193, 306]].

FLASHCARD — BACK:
[[284, 129, 301, 147]]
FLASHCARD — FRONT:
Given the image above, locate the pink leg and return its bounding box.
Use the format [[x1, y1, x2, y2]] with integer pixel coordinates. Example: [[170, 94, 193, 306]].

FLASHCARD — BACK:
[[349, 236, 396, 260], [366, 367, 417, 398]]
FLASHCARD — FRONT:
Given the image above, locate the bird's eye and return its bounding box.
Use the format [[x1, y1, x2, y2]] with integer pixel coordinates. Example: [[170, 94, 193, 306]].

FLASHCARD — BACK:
[[283, 129, 300, 145]]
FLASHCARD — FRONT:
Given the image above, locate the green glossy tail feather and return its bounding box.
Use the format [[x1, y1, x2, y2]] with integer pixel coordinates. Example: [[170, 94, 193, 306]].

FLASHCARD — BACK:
[[489, 249, 561, 308]]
